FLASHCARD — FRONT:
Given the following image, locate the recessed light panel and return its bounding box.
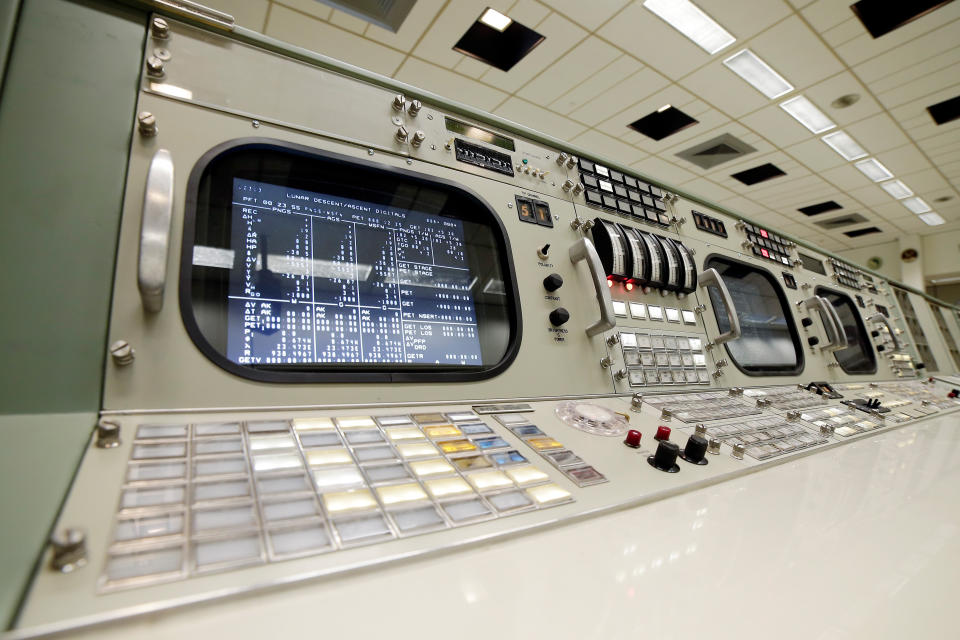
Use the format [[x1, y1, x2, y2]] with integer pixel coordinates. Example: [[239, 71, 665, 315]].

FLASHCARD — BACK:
[[843, 226, 882, 238], [780, 96, 835, 134], [854, 158, 893, 182], [902, 197, 932, 214], [723, 50, 793, 99], [814, 213, 868, 229], [851, 0, 953, 38], [821, 131, 867, 161], [798, 201, 843, 216], [927, 95, 960, 125], [730, 163, 786, 186], [881, 180, 913, 199], [643, 0, 736, 55], [919, 212, 946, 226], [453, 9, 545, 72], [628, 105, 699, 141]]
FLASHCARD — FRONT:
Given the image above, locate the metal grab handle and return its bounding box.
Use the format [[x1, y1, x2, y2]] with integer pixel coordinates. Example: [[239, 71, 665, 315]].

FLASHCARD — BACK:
[[868, 313, 901, 352], [803, 296, 847, 352], [569, 237, 616, 337], [697, 268, 741, 346], [138, 149, 174, 312], [821, 296, 849, 352]]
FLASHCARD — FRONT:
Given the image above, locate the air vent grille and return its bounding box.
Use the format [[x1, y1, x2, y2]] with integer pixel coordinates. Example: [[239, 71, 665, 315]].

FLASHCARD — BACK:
[[675, 133, 757, 170]]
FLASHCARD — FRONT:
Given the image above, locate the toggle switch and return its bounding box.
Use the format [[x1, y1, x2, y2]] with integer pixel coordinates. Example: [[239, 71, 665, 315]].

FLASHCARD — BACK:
[[537, 244, 551, 260]]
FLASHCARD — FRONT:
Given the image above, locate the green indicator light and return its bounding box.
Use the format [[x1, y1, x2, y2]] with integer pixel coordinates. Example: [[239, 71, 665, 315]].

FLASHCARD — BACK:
[[522, 158, 528, 164]]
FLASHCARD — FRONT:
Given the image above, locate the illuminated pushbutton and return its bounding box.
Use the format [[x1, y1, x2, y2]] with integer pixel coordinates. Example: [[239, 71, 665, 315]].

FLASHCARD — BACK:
[[623, 429, 642, 449], [654, 426, 671, 441]]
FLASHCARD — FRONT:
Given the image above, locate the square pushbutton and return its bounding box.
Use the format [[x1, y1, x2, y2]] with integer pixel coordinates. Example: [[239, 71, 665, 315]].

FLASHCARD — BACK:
[[515, 197, 536, 224]]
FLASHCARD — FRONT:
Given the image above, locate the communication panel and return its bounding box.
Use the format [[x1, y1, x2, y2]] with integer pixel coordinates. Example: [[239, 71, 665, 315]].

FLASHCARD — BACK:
[[14, 16, 960, 636]]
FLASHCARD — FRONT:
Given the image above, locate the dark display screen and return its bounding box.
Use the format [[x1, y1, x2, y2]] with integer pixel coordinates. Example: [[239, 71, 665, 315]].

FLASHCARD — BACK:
[[225, 179, 482, 366], [818, 289, 876, 374], [798, 252, 826, 275], [444, 117, 516, 151]]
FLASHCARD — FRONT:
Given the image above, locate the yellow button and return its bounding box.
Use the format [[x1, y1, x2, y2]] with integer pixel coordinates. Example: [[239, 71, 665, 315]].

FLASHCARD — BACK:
[[452, 456, 492, 471], [323, 489, 378, 514], [292, 417, 335, 431], [424, 425, 462, 439], [438, 439, 477, 454], [385, 427, 425, 441], [425, 477, 472, 498], [409, 459, 455, 477], [305, 448, 353, 467], [527, 437, 563, 451], [377, 483, 428, 505], [337, 416, 376, 429], [411, 413, 446, 424], [506, 465, 550, 486], [466, 471, 513, 491], [397, 442, 438, 459], [525, 483, 572, 506]]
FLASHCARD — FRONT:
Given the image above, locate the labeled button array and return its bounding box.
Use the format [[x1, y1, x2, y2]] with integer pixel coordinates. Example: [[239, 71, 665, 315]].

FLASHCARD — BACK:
[[578, 158, 668, 228], [494, 415, 607, 487], [620, 331, 709, 387]]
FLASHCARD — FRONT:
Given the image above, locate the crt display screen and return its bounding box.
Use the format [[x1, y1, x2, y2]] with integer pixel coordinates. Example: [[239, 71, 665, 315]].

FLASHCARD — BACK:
[[226, 179, 482, 366], [181, 141, 519, 383]]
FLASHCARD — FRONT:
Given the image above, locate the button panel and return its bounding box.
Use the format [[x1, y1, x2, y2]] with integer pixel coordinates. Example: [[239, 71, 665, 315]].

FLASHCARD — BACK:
[[577, 158, 669, 228], [618, 330, 710, 387]]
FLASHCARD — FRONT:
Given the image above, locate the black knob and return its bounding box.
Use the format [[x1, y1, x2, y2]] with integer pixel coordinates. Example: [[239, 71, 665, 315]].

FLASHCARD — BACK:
[[648, 440, 680, 473], [543, 273, 564, 292], [877, 345, 885, 352], [808, 336, 820, 346], [801, 317, 813, 328], [871, 330, 880, 338], [680, 434, 708, 465], [549, 308, 570, 326]]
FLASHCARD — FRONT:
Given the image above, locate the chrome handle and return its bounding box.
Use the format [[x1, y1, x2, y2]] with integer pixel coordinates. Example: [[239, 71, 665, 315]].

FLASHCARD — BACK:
[[869, 313, 901, 352], [138, 149, 174, 312], [803, 296, 847, 352], [821, 296, 849, 352], [569, 237, 616, 337], [697, 268, 741, 346]]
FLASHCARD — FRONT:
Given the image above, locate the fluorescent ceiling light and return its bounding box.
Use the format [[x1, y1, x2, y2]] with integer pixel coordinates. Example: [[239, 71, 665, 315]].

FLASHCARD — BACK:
[[657, 104, 672, 112], [479, 8, 512, 32], [780, 95, 835, 134], [643, 0, 736, 55], [854, 158, 893, 182], [723, 49, 793, 99], [821, 131, 867, 161], [902, 196, 931, 214], [919, 212, 946, 226], [880, 180, 913, 199]]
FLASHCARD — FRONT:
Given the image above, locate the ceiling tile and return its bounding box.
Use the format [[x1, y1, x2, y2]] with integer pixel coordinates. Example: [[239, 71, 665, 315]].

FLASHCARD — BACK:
[[739, 102, 816, 148], [266, 4, 405, 76], [549, 54, 643, 114], [630, 155, 698, 186], [821, 17, 863, 48], [363, 0, 447, 51], [800, 0, 853, 33], [494, 96, 588, 140], [505, 0, 552, 27], [413, 0, 514, 69], [543, 0, 630, 32], [802, 71, 882, 127], [205, 0, 269, 28], [394, 57, 508, 111], [745, 15, 845, 91], [697, 0, 792, 42], [328, 8, 369, 33], [516, 36, 620, 105], [597, 2, 713, 79], [568, 129, 647, 166], [679, 58, 772, 119], [783, 137, 847, 172], [846, 112, 911, 154], [273, 0, 331, 21], [835, 1, 960, 68], [570, 67, 671, 127]]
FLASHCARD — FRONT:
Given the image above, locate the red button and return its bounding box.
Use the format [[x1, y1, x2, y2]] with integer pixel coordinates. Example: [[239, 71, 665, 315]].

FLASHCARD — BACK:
[[760, 248, 769, 258], [760, 229, 768, 238], [655, 426, 671, 441], [623, 429, 642, 448]]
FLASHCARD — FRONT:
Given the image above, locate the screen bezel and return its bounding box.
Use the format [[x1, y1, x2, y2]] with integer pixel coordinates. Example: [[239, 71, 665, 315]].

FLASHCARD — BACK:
[[179, 138, 523, 383]]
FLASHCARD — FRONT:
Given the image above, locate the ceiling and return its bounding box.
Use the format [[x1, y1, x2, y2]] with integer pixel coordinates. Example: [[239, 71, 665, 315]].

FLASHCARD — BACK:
[[201, 0, 960, 253]]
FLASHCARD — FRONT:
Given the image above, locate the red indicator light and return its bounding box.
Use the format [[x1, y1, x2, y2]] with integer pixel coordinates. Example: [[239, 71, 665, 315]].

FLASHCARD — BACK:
[[607, 279, 614, 288], [625, 282, 634, 291], [761, 248, 769, 258], [760, 229, 768, 238]]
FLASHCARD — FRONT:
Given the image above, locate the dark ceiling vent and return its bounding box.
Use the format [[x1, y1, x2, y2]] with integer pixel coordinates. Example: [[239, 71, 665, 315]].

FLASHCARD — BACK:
[[814, 213, 868, 229], [844, 226, 882, 238], [316, 0, 417, 32], [453, 9, 545, 71], [731, 163, 786, 186], [628, 106, 698, 141], [928, 95, 960, 125], [675, 133, 757, 170], [850, 0, 954, 38], [798, 200, 843, 216]]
